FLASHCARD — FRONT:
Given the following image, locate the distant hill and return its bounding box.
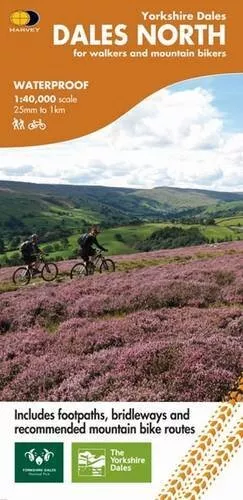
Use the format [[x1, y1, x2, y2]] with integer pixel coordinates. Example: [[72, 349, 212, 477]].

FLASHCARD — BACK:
[[0, 180, 242, 246], [133, 186, 243, 207]]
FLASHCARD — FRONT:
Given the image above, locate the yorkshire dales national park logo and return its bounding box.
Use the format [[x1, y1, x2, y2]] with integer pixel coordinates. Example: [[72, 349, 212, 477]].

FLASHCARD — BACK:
[[9, 10, 40, 32], [15, 443, 63, 483], [24, 447, 55, 466]]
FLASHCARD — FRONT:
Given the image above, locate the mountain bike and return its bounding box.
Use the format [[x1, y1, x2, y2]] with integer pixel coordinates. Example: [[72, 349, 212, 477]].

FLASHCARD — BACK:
[[70, 251, 116, 279], [12, 255, 58, 286], [28, 119, 47, 130]]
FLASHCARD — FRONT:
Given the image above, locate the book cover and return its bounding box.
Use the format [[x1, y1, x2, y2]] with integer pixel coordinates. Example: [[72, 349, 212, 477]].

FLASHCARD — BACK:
[[0, 1, 242, 499]]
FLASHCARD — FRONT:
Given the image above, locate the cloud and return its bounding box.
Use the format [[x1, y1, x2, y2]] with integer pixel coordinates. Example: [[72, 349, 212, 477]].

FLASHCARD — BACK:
[[92, 87, 223, 152], [0, 78, 243, 191], [0, 164, 33, 176]]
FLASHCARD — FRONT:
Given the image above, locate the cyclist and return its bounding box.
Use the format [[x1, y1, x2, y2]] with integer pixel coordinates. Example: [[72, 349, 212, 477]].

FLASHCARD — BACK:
[[78, 225, 107, 264], [20, 234, 43, 274]]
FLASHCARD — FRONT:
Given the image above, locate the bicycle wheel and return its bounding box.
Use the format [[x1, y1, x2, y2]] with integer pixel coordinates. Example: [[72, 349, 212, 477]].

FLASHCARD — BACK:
[[99, 259, 116, 273], [70, 262, 87, 279], [41, 262, 58, 282], [12, 267, 31, 286]]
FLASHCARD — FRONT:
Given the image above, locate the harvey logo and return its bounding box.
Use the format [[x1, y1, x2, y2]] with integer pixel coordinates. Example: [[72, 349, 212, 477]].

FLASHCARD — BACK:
[[15, 443, 63, 483], [9, 10, 40, 32]]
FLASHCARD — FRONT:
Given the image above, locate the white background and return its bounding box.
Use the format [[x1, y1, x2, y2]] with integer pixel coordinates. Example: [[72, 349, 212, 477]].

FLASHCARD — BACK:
[[0, 402, 242, 500]]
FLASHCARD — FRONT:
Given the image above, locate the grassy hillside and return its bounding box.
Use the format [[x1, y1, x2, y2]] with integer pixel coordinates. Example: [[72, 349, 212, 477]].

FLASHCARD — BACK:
[[0, 180, 243, 239], [217, 216, 243, 227], [1, 218, 242, 267], [0, 180, 242, 265], [99, 221, 243, 253], [133, 186, 243, 208]]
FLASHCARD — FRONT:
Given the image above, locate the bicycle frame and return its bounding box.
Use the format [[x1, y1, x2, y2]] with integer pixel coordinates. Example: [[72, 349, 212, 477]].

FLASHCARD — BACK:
[[27, 254, 52, 276], [91, 251, 105, 268], [27, 254, 43, 271], [84, 251, 106, 275]]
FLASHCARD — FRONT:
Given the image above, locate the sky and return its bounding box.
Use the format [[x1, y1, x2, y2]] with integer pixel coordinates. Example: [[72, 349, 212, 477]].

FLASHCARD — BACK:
[[1, 73, 243, 192]]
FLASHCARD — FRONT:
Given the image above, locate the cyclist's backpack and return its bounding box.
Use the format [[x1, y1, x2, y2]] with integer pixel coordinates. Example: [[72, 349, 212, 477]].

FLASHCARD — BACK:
[[78, 233, 89, 248], [20, 240, 31, 254]]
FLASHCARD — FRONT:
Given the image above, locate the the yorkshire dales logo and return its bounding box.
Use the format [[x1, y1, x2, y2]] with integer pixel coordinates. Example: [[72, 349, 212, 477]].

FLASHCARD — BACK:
[[72, 442, 151, 483], [78, 449, 106, 478], [15, 443, 63, 483], [9, 10, 40, 32]]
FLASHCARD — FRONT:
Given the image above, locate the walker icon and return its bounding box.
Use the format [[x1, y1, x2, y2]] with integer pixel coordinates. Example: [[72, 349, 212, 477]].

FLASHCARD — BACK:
[[78, 449, 106, 477]]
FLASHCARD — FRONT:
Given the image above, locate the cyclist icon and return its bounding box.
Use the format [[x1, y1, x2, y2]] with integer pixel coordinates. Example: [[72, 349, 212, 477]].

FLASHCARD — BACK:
[[28, 119, 47, 130]]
